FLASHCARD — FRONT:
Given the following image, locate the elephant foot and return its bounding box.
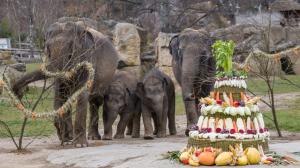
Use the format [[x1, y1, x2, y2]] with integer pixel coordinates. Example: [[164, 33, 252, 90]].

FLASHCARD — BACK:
[[102, 134, 113, 140], [185, 129, 190, 136], [114, 134, 125, 139], [157, 132, 167, 138], [131, 132, 140, 138], [144, 135, 154, 140], [88, 131, 101, 140], [170, 130, 177, 135], [73, 133, 88, 148], [153, 130, 158, 135], [126, 130, 132, 135]]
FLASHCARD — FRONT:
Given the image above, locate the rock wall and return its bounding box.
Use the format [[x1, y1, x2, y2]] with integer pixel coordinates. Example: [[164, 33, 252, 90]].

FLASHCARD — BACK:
[[211, 24, 300, 75]]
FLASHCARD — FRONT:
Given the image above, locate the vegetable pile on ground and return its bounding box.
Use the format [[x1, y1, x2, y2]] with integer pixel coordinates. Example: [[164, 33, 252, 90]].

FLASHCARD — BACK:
[[164, 144, 298, 166]]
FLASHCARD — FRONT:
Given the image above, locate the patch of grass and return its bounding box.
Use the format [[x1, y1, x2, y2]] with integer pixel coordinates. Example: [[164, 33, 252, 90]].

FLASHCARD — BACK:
[[247, 75, 300, 95], [26, 63, 41, 72], [264, 97, 300, 132], [0, 87, 55, 138], [175, 94, 184, 115]]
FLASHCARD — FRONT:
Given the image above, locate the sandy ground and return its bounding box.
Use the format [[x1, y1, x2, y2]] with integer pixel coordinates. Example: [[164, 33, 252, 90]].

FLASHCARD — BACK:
[[0, 114, 300, 168]]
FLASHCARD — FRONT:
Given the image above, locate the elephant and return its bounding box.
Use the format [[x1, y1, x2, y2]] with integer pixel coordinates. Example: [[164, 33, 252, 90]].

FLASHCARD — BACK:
[[12, 19, 119, 146], [169, 28, 216, 135], [102, 71, 141, 140], [136, 68, 176, 139]]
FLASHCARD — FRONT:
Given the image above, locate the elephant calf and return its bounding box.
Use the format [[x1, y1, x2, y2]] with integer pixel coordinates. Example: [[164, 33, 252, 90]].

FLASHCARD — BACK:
[[137, 68, 176, 139], [102, 71, 141, 140]]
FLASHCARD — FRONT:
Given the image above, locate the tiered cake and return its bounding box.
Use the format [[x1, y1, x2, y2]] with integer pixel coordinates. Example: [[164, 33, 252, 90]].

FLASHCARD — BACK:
[[187, 76, 269, 151], [187, 40, 269, 152]]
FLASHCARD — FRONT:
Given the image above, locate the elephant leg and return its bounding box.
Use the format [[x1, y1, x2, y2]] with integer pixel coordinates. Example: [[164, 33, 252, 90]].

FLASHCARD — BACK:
[[53, 84, 73, 144], [73, 91, 88, 147], [102, 109, 117, 140], [157, 102, 167, 138], [168, 94, 177, 135], [184, 100, 198, 135], [151, 112, 158, 135], [114, 112, 132, 139], [131, 109, 141, 138], [88, 95, 102, 140], [142, 105, 154, 140], [126, 117, 133, 135]]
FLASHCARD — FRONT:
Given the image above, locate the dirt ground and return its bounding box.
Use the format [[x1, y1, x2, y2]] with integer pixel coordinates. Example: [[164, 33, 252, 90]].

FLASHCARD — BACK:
[[0, 114, 300, 168]]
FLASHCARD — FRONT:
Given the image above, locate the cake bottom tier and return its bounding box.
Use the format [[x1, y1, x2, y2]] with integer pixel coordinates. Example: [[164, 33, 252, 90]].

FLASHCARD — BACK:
[[187, 138, 269, 152]]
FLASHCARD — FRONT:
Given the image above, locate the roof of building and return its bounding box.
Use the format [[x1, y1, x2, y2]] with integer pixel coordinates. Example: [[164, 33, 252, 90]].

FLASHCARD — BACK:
[[270, 0, 300, 11]]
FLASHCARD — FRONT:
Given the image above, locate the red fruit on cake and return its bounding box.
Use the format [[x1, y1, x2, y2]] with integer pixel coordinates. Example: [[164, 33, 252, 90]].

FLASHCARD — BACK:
[[216, 128, 222, 133], [216, 99, 222, 105], [233, 101, 239, 107]]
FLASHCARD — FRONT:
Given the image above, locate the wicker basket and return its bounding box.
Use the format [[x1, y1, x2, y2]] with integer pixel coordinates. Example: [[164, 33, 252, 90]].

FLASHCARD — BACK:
[[187, 138, 269, 152]]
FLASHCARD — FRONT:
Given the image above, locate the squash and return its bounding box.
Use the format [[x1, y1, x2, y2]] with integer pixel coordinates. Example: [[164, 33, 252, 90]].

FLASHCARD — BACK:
[[245, 147, 261, 164], [237, 155, 248, 166], [198, 152, 215, 166], [215, 152, 233, 166]]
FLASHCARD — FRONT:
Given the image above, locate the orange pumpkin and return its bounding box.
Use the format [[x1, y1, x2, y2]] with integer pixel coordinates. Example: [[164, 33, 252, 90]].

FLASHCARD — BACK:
[[198, 152, 215, 166]]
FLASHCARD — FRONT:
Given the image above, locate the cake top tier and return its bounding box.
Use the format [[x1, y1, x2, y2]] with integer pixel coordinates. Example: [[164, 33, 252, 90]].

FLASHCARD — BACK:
[[214, 77, 247, 89]]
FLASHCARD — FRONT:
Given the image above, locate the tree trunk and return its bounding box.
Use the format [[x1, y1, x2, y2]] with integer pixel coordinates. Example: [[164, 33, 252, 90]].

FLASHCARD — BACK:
[[269, 87, 282, 137]]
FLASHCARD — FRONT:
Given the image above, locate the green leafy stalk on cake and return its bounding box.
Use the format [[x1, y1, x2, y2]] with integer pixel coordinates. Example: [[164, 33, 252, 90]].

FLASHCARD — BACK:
[[212, 40, 247, 78]]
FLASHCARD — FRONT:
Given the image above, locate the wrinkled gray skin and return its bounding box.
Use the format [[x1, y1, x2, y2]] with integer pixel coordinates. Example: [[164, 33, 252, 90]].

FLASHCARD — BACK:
[[136, 68, 176, 139], [169, 28, 216, 135], [12, 20, 119, 146], [102, 71, 141, 140]]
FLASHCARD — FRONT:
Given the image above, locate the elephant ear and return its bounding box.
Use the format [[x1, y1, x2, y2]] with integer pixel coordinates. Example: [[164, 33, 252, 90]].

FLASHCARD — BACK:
[[76, 26, 96, 51], [169, 34, 182, 64]]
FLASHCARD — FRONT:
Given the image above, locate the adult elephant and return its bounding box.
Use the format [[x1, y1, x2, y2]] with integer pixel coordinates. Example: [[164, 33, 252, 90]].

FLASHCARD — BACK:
[[12, 19, 119, 146], [169, 28, 216, 135]]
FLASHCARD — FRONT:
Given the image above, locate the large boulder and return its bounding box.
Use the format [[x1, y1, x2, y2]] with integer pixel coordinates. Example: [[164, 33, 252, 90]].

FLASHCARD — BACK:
[[113, 23, 141, 66], [154, 32, 177, 67]]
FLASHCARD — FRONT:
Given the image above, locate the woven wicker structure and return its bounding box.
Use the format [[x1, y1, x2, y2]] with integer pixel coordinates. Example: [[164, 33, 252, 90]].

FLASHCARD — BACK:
[[187, 138, 269, 152]]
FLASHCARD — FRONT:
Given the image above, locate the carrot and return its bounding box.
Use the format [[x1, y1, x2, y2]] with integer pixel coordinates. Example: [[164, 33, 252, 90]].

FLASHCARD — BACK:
[[240, 92, 245, 101], [243, 119, 247, 131], [207, 117, 210, 128], [216, 91, 220, 100], [250, 120, 254, 130], [223, 118, 226, 129], [210, 92, 215, 99], [215, 118, 219, 129], [233, 120, 238, 132], [229, 92, 233, 106]]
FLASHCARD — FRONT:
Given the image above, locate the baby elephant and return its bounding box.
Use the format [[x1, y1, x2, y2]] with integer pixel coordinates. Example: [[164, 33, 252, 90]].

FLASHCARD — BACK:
[[102, 71, 140, 140], [137, 68, 176, 139]]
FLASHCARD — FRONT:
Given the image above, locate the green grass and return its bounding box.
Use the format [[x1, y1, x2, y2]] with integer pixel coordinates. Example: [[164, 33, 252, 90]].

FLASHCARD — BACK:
[[264, 97, 300, 132], [247, 75, 300, 94], [175, 94, 185, 115], [0, 87, 55, 138], [26, 63, 41, 72]]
